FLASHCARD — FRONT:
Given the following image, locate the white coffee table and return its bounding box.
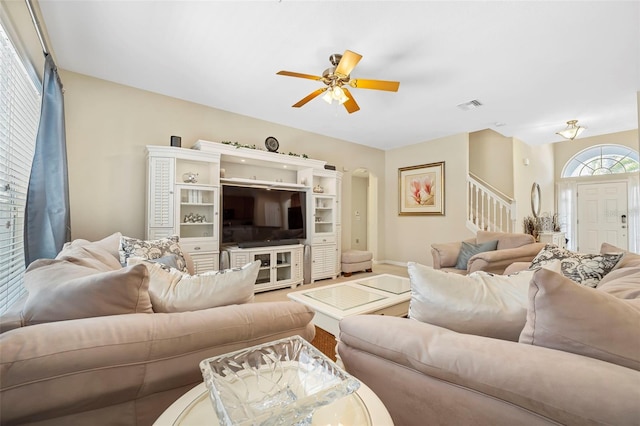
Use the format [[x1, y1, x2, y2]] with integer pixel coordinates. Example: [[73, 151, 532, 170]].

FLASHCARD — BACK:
[[287, 274, 411, 336], [154, 380, 393, 425]]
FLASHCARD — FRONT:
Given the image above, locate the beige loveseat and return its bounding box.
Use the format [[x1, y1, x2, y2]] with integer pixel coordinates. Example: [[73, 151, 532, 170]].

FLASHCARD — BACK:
[[338, 247, 640, 425], [431, 230, 545, 275], [0, 234, 315, 425]]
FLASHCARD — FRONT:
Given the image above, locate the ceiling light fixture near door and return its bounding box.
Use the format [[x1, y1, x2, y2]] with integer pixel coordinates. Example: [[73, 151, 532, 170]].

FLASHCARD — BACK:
[[556, 120, 586, 140]]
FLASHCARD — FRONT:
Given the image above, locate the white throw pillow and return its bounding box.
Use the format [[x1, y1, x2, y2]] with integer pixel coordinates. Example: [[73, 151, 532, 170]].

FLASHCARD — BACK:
[[130, 259, 260, 312], [408, 261, 537, 341]]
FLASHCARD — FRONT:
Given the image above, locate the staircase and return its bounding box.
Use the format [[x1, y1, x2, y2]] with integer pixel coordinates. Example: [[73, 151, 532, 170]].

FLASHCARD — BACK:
[[467, 173, 517, 233]]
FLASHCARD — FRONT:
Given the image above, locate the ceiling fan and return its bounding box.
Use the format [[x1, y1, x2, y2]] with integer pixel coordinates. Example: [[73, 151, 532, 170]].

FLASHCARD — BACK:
[[276, 50, 400, 114]]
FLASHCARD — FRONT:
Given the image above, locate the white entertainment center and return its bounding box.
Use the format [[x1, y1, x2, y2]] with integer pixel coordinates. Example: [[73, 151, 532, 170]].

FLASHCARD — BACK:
[[145, 140, 342, 292]]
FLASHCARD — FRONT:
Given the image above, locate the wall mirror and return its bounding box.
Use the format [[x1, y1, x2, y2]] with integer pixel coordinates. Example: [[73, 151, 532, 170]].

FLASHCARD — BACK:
[[531, 182, 541, 217]]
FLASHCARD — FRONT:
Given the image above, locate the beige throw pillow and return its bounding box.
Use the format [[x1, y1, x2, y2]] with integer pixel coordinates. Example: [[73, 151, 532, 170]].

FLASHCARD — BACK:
[[22, 260, 152, 325], [60, 232, 122, 261], [407, 262, 536, 341], [519, 268, 640, 371], [131, 260, 260, 313], [600, 242, 640, 268]]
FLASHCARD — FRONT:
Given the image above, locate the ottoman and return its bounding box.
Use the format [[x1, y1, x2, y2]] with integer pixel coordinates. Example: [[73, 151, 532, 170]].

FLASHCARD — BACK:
[[341, 250, 373, 277]]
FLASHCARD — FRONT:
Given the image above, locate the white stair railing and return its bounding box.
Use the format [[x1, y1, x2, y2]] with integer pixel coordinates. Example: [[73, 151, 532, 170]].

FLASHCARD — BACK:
[[467, 174, 517, 233]]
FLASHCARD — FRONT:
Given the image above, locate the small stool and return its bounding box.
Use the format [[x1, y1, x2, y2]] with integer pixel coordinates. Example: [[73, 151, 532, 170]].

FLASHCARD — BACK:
[[341, 250, 373, 277]]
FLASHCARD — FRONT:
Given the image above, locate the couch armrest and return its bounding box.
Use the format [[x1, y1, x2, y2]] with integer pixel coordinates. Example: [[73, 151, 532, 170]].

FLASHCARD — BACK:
[[467, 242, 545, 274], [430, 241, 462, 269], [0, 301, 315, 425], [338, 315, 640, 426], [503, 261, 532, 275]]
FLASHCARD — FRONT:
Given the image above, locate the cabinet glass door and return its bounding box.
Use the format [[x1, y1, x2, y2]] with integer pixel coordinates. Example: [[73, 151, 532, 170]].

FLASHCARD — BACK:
[[313, 195, 335, 235], [178, 185, 217, 239], [274, 250, 292, 283], [253, 252, 272, 284]]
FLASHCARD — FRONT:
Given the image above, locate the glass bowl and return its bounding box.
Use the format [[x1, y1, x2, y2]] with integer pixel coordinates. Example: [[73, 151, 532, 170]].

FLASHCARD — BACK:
[[199, 335, 360, 426]]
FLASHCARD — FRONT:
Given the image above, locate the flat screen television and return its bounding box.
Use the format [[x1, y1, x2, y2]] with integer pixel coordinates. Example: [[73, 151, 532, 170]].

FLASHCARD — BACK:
[[221, 185, 307, 247]]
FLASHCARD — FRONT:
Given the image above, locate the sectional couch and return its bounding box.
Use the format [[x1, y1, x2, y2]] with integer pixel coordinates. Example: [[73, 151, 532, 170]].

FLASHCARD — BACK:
[[338, 245, 640, 425], [0, 234, 315, 425]]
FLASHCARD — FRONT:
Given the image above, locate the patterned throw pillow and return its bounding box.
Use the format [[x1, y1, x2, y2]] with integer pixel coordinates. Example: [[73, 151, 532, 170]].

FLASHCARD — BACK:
[[119, 235, 188, 273], [529, 244, 623, 288]]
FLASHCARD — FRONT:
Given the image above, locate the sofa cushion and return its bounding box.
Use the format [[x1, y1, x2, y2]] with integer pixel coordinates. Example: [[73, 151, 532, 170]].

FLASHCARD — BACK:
[[408, 262, 535, 341], [600, 242, 640, 268], [519, 268, 640, 371], [60, 232, 122, 261], [131, 259, 260, 313], [529, 244, 623, 287], [119, 235, 188, 272], [597, 267, 640, 299], [55, 244, 123, 272], [22, 260, 152, 325], [476, 230, 534, 250], [454, 240, 498, 270]]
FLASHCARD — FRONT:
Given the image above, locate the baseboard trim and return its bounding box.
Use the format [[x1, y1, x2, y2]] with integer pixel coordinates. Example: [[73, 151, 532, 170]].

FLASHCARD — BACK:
[[373, 259, 407, 267]]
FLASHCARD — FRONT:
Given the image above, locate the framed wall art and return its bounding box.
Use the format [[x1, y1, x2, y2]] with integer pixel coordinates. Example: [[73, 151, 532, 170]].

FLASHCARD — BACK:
[[398, 161, 445, 216]]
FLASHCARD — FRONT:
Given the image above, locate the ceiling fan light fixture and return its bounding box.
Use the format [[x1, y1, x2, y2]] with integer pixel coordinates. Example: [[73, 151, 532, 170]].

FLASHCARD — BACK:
[[556, 120, 586, 140], [333, 86, 349, 104], [322, 85, 349, 105]]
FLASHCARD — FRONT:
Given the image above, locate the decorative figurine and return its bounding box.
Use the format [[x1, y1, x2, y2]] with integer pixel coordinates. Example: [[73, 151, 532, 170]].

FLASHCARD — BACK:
[[182, 172, 198, 183]]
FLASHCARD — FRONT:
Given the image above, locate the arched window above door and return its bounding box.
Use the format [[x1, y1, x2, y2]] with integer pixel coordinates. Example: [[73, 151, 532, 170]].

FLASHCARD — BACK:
[[562, 144, 639, 178]]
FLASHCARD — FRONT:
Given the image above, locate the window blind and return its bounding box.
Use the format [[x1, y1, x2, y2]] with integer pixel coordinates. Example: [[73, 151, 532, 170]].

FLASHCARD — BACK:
[[0, 22, 41, 315]]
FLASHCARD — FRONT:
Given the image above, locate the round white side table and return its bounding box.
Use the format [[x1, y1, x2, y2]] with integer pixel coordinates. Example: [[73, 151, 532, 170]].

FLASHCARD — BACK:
[[154, 380, 393, 426]]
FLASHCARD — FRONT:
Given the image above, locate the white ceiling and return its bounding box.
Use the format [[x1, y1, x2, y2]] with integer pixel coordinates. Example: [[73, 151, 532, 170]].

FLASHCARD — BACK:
[[37, 0, 640, 150]]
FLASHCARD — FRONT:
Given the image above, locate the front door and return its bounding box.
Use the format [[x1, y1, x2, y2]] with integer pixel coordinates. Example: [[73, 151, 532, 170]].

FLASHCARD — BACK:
[[577, 181, 628, 253]]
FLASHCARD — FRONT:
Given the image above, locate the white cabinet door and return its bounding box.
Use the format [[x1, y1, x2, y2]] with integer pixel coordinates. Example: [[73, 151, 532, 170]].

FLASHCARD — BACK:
[[148, 157, 175, 229], [226, 245, 303, 292], [313, 195, 336, 243], [312, 243, 337, 280]]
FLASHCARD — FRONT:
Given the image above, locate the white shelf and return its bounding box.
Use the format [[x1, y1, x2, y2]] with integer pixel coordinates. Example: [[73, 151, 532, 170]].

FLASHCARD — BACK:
[[220, 177, 308, 190], [193, 140, 326, 170]]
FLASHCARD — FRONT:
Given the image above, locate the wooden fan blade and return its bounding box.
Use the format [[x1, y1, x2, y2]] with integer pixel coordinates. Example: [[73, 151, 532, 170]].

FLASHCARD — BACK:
[[335, 50, 362, 77], [341, 88, 360, 114], [350, 78, 400, 92], [277, 71, 323, 81], [292, 88, 327, 108]]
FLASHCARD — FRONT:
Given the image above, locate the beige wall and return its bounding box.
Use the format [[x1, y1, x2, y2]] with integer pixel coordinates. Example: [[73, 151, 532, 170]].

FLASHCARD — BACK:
[[512, 139, 555, 231], [469, 129, 514, 197], [384, 133, 473, 266], [59, 71, 387, 253], [350, 176, 368, 250]]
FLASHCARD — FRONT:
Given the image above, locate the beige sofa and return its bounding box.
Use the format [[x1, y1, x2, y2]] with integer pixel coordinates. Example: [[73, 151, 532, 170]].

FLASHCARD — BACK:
[[338, 248, 640, 425], [0, 234, 315, 425], [431, 230, 545, 275]]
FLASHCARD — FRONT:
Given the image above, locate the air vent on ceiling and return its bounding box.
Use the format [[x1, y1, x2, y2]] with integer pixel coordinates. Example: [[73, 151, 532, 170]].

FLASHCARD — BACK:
[[457, 99, 483, 111]]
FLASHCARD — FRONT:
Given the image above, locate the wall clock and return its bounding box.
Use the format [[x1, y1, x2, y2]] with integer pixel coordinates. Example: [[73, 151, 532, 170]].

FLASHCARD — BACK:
[[265, 136, 279, 152]]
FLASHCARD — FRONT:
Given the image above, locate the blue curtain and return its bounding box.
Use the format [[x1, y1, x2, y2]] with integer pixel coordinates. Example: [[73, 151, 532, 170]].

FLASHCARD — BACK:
[[24, 53, 70, 265]]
